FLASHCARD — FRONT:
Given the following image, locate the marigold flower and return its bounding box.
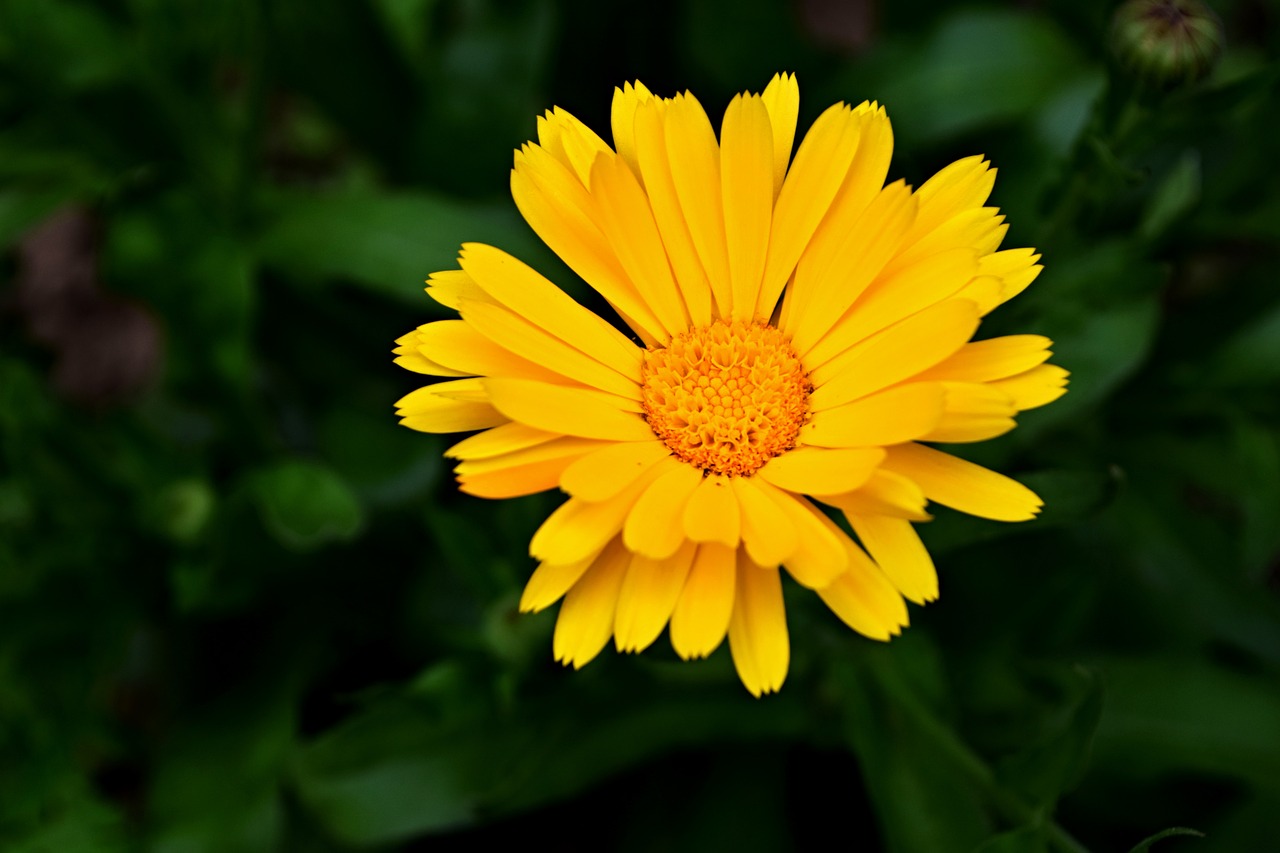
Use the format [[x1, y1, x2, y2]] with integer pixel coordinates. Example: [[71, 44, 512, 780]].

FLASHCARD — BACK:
[[394, 74, 1067, 696]]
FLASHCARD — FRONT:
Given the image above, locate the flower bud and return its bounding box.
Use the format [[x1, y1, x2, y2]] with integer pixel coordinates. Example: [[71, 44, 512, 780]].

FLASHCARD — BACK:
[[1111, 0, 1224, 88]]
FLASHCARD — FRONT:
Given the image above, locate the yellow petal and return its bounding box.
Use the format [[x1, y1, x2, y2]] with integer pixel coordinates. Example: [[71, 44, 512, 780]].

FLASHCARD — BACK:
[[819, 469, 931, 521], [990, 364, 1069, 410], [720, 93, 774, 321], [809, 300, 981, 410], [757, 447, 885, 495], [456, 435, 605, 499], [817, 538, 909, 641], [425, 269, 490, 310], [889, 207, 1007, 272], [458, 299, 641, 401], [414, 320, 560, 383], [669, 542, 736, 659], [446, 422, 559, 460], [614, 541, 697, 653], [559, 440, 672, 503], [905, 155, 996, 245], [760, 71, 799, 197], [768, 489, 850, 589], [530, 462, 674, 564], [458, 243, 644, 376], [728, 555, 789, 697], [537, 106, 612, 185], [918, 335, 1053, 382], [779, 101, 892, 329], [633, 98, 715, 327], [952, 274, 1008, 316], [395, 380, 506, 433], [519, 547, 605, 613], [980, 248, 1043, 307], [801, 383, 945, 448], [484, 377, 653, 441], [611, 80, 653, 179], [920, 381, 1018, 443], [683, 474, 741, 547], [553, 538, 630, 668], [846, 513, 938, 604], [803, 247, 979, 370], [732, 476, 799, 567], [882, 442, 1042, 521], [664, 92, 732, 318], [623, 463, 704, 559], [788, 180, 918, 357], [588, 153, 689, 336], [509, 150, 666, 344], [757, 102, 860, 318]]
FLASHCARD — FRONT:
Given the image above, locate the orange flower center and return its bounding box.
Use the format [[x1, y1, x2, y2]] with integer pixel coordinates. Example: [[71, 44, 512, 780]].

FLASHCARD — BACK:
[[640, 320, 811, 476]]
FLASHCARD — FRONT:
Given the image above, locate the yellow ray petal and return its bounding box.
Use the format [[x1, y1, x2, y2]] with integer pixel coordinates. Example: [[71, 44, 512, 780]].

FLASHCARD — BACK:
[[458, 300, 642, 402], [760, 72, 799, 197], [611, 80, 653, 180], [920, 381, 1018, 443], [788, 180, 918, 357], [981, 248, 1043, 308], [819, 469, 931, 521], [664, 92, 732, 318], [847, 513, 938, 604], [588, 153, 689, 335], [553, 538, 630, 668], [720, 93, 774, 320], [669, 542, 736, 659], [905, 155, 996, 245], [801, 383, 945, 448], [683, 474, 741, 547], [890, 207, 1007, 272], [780, 101, 893, 328], [728, 555, 789, 697], [882, 442, 1042, 521], [767, 488, 851, 589], [810, 300, 981, 410], [484, 377, 653, 441], [756, 102, 861, 318], [530, 461, 674, 564], [732, 476, 799, 567], [415, 320, 562, 383], [458, 242, 645, 375], [990, 364, 1070, 410], [757, 447, 885, 496], [519, 547, 605, 613], [446, 422, 559, 460], [633, 98, 715, 327], [537, 106, 613, 185], [456, 435, 605, 499], [425, 269, 491, 310], [951, 275, 1007, 316], [817, 538, 909, 641], [623, 463, 704, 559], [614, 541, 697, 653], [918, 335, 1053, 383], [395, 379, 506, 433], [559, 440, 673, 503], [803, 248, 980, 371], [510, 149, 667, 343], [393, 326, 471, 377]]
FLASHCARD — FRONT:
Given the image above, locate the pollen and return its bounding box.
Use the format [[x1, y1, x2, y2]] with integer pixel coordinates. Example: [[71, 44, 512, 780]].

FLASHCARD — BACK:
[[640, 320, 811, 477]]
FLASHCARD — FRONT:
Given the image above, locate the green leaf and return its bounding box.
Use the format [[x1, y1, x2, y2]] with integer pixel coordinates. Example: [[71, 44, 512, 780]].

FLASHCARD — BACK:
[[1126, 826, 1205, 853], [1138, 150, 1201, 241], [255, 189, 552, 304], [995, 666, 1103, 807], [249, 460, 364, 551]]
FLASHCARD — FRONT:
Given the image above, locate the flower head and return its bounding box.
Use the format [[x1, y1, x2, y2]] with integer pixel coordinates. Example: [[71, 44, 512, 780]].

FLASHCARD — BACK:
[[394, 75, 1067, 696]]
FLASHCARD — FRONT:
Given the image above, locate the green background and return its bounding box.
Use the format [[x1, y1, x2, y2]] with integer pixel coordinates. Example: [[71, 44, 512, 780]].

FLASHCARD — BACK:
[[2, 0, 1278, 850]]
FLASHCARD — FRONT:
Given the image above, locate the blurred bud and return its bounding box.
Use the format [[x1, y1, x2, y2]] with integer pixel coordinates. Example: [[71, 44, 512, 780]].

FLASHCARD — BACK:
[[154, 479, 215, 543], [1111, 0, 1224, 88]]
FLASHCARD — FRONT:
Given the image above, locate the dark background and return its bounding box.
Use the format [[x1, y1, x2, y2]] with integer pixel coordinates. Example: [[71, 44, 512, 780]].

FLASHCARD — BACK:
[[1, 0, 1278, 850]]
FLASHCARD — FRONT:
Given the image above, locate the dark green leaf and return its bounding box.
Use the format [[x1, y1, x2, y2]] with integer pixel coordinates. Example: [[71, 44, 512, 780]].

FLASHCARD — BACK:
[[249, 460, 364, 550]]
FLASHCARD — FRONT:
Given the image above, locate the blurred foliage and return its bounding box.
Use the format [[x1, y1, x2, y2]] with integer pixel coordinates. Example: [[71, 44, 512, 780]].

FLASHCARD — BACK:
[[1, 0, 1278, 850]]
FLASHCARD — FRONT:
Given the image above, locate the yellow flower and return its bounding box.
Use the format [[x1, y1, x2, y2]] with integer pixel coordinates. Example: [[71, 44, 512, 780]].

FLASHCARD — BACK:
[[394, 74, 1067, 696]]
